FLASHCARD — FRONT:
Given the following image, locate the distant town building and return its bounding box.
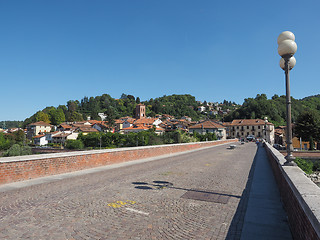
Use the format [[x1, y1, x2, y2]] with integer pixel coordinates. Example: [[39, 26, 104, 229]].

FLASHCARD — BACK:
[[274, 126, 320, 150], [27, 121, 52, 139], [228, 119, 274, 143], [135, 104, 146, 119], [98, 113, 107, 121], [189, 120, 226, 140], [52, 132, 79, 145], [181, 116, 192, 122], [33, 134, 48, 146], [197, 106, 206, 112]]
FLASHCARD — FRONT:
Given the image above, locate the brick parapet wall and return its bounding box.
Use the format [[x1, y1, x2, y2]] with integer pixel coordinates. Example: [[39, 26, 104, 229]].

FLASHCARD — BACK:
[[280, 151, 320, 159], [264, 142, 320, 240], [0, 139, 237, 185]]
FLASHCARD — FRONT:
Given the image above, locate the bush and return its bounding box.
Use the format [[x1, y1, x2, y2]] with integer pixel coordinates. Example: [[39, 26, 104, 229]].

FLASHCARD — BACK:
[[192, 132, 217, 142], [180, 132, 197, 143], [20, 145, 32, 155], [294, 157, 313, 174], [2, 144, 32, 157], [65, 139, 84, 150], [0, 133, 12, 150]]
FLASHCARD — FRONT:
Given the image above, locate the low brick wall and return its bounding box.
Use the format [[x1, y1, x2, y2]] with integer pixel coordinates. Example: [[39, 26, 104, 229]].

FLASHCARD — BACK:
[[280, 150, 320, 159], [0, 139, 237, 185], [264, 142, 320, 240]]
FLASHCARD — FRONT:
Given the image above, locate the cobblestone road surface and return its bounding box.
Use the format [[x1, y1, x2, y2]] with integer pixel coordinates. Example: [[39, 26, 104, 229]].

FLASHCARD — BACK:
[[0, 143, 257, 240]]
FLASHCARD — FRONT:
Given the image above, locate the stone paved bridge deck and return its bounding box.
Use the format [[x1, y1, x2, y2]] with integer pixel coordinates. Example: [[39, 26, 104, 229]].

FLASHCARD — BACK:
[[0, 143, 292, 239]]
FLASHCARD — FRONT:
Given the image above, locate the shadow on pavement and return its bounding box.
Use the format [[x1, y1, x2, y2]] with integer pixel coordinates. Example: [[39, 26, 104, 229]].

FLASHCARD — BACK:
[[135, 186, 153, 190], [225, 145, 259, 240], [132, 180, 241, 199]]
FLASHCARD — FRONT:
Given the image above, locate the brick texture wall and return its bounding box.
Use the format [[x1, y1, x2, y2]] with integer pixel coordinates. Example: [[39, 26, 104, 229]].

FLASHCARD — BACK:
[[0, 139, 237, 185], [280, 150, 320, 159], [265, 144, 320, 240]]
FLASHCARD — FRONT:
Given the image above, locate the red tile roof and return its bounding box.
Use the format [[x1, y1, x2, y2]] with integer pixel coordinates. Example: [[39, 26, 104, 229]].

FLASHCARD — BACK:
[[52, 132, 71, 138], [134, 118, 157, 125], [189, 120, 226, 129], [88, 120, 102, 125], [33, 134, 46, 139], [155, 126, 165, 131], [115, 119, 124, 124], [122, 125, 150, 131], [59, 123, 72, 129], [29, 121, 51, 126], [76, 127, 99, 132], [229, 119, 273, 126]]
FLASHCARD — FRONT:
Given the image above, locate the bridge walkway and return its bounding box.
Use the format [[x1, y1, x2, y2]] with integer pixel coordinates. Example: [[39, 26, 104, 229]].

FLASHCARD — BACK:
[[0, 142, 293, 239], [238, 144, 292, 239]]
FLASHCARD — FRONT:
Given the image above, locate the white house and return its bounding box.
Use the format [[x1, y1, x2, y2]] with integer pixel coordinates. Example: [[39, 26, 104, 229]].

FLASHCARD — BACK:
[[197, 106, 206, 112], [27, 121, 52, 139], [33, 134, 48, 146], [189, 120, 226, 140], [52, 132, 79, 144]]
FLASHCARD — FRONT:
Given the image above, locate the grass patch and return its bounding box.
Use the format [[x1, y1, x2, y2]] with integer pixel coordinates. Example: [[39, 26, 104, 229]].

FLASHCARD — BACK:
[[294, 157, 314, 174]]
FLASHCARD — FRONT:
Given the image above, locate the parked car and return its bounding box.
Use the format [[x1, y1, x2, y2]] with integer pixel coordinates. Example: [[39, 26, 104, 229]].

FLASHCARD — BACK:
[[246, 135, 255, 142]]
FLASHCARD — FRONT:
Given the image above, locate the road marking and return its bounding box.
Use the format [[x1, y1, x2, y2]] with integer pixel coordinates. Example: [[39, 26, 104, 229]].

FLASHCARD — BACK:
[[108, 203, 122, 208], [107, 200, 136, 208], [125, 207, 149, 216]]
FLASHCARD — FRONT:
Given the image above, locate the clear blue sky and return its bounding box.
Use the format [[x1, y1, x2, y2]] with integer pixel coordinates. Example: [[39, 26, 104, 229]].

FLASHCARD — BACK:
[[1, 0, 320, 121]]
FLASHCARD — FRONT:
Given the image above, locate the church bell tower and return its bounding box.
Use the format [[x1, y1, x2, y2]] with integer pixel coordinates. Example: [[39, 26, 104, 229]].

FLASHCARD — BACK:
[[135, 104, 146, 119]]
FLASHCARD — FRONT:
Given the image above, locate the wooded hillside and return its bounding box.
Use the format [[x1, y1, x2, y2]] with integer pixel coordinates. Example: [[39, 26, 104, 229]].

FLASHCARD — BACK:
[[19, 93, 320, 128]]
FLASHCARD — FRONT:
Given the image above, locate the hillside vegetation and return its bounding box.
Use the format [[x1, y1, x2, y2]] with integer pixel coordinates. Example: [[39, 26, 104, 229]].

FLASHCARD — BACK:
[[223, 94, 320, 127], [3, 93, 317, 128]]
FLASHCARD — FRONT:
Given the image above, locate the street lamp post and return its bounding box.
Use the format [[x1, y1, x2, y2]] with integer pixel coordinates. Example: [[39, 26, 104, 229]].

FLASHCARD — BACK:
[[277, 31, 297, 166], [264, 117, 268, 143]]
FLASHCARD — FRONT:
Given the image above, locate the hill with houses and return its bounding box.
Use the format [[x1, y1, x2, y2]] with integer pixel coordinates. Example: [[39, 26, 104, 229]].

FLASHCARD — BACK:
[[20, 93, 237, 129], [1, 93, 320, 156]]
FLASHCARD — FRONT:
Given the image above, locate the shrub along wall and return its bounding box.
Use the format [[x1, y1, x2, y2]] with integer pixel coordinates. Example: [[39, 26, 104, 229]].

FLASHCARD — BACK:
[[0, 139, 237, 185]]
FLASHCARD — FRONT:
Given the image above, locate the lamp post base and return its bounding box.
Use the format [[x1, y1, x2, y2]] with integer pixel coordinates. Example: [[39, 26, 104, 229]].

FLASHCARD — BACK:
[[284, 155, 297, 166]]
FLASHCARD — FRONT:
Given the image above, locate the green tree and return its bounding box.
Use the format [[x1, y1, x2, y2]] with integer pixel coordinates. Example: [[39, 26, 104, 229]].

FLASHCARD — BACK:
[[2, 144, 32, 157], [67, 100, 78, 112], [0, 133, 12, 150], [295, 110, 320, 150], [35, 111, 50, 123], [48, 108, 66, 125], [105, 107, 116, 128], [69, 112, 84, 122], [0, 121, 23, 129], [12, 130, 25, 144]]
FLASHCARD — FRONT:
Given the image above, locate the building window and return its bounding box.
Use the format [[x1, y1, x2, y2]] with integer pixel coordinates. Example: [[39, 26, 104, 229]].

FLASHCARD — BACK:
[[237, 126, 239, 129], [247, 126, 249, 129], [258, 126, 261, 129]]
